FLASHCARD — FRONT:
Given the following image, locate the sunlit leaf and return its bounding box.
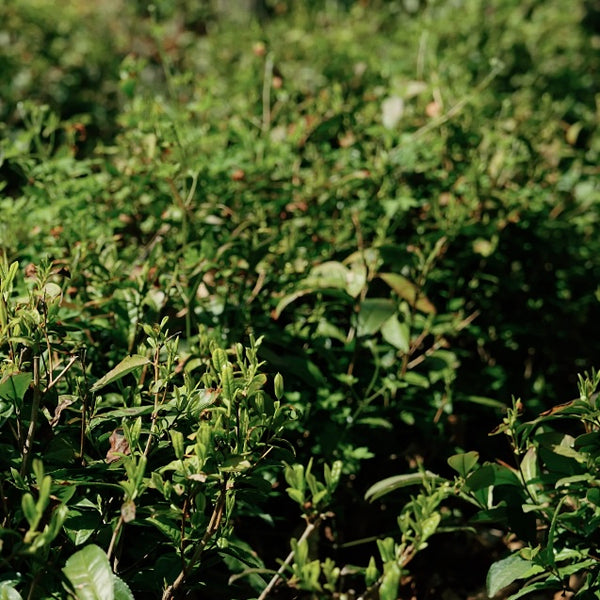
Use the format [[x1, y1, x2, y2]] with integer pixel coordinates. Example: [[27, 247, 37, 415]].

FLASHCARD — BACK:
[[448, 451, 479, 477], [380, 314, 410, 352], [63, 544, 114, 600], [379, 273, 436, 313], [0, 373, 32, 404], [91, 355, 150, 392], [365, 471, 441, 502]]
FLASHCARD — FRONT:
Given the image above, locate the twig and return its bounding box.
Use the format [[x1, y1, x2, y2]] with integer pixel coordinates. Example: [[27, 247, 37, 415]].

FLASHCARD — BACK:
[[412, 60, 503, 140], [44, 354, 77, 393], [405, 310, 480, 370], [258, 514, 325, 600], [162, 479, 229, 600], [20, 356, 41, 477], [262, 54, 274, 134], [106, 514, 124, 565], [79, 350, 89, 464]]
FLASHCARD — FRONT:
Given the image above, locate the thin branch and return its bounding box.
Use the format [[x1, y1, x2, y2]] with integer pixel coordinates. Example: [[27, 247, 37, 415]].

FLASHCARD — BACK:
[[262, 54, 274, 134], [20, 356, 41, 477], [106, 514, 124, 564], [258, 514, 325, 600], [44, 354, 78, 393], [412, 60, 503, 140], [162, 479, 229, 600]]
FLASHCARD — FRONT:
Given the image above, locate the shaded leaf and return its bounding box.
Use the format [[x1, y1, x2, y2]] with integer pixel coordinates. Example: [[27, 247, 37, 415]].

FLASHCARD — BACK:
[[357, 299, 396, 337], [487, 553, 542, 597]]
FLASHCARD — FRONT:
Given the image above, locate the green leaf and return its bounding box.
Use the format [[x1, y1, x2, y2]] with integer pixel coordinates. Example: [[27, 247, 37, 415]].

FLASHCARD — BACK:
[[380, 315, 410, 352], [0, 373, 32, 404], [378, 273, 436, 313], [402, 371, 430, 388], [113, 576, 134, 600], [458, 395, 506, 409], [63, 544, 114, 600], [91, 355, 150, 392], [506, 579, 560, 600], [272, 289, 317, 319], [43, 282, 62, 302], [21, 493, 38, 529], [305, 261, 349, 290], [555, 473, 593, 488], [420, 512, 441, 541], [274, 372, 284, 400], [365, 471, 441, 502], [221, 364, 235, 402], [520, 447, 538, 485], [170, 430, 184, 461], [357, 299, 396, 337], [587, 488, 600, 506], [63, 511, 102, 546], [0, 582, 23, 600], [487, 553, 542, 597], [448, 451, 479, 477], [356, 417, 393, 430], [379, 561, 401, 600]]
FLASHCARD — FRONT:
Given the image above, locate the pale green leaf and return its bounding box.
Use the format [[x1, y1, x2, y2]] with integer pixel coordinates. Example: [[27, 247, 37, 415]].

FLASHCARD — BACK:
[[113, 576, 134, 600], [380, 314, 410, 352], [306, 261, 349, 290], [63, 544, 114, 600], [365, 471, 441, 502], [0, 582, 23, 600]]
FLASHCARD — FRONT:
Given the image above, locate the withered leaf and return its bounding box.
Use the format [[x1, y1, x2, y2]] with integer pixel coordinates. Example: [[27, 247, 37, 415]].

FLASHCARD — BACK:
[[106, 428, 130, 463], [121, 500, 136, 523], [50, 396, 76, 427]]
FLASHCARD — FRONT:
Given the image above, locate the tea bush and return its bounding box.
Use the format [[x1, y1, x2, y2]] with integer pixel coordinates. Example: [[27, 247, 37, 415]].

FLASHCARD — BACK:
[[1, 0, 600, 598]]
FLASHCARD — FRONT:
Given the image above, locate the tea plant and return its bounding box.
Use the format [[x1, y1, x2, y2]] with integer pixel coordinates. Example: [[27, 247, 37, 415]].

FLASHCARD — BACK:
[[365, 370, 600, 599], [0, 259, 307, 598], [1, 0, 600, 597]]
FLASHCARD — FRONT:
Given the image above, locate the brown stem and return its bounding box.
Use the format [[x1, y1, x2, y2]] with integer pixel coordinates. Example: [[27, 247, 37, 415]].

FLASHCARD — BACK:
[[21, 356, 41, 477], [79, 351, 89, 465], [162, 479, 229, 600], [106, 514, 124, 563], [258, 514, 325, 600]]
